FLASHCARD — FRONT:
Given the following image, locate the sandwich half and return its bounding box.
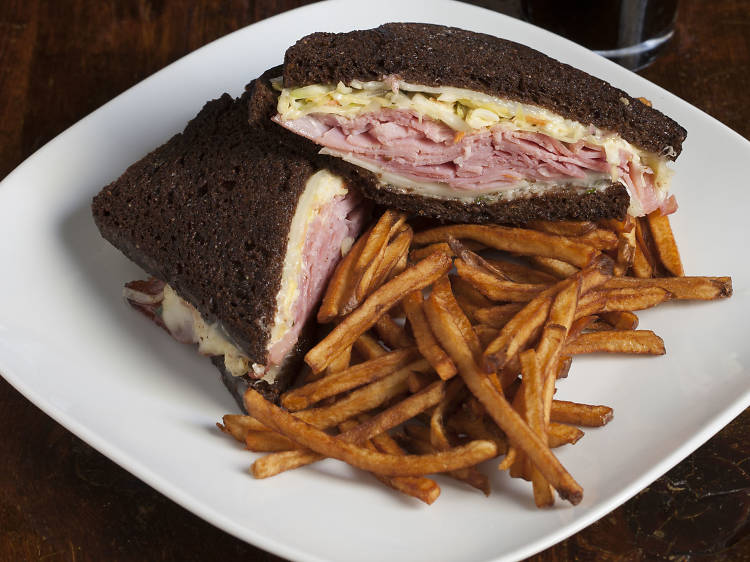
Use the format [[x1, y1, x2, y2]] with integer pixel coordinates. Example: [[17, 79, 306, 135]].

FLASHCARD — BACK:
[[92, 88, 367, 406], [272, 23, 687, 224]]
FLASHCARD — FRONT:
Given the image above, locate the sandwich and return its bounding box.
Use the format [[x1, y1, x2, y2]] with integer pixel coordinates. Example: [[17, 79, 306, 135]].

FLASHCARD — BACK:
[[271, 23, 687, 224], [92, 86, 367, 406]]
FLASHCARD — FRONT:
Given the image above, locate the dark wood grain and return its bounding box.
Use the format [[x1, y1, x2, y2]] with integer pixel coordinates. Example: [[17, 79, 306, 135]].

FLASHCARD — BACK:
[[1, 1, 748, 560]]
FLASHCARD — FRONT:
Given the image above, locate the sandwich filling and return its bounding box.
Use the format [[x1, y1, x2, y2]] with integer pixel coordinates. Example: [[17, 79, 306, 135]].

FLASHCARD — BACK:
[[123, 170, 366, 383], [273, 78, 677, 216]]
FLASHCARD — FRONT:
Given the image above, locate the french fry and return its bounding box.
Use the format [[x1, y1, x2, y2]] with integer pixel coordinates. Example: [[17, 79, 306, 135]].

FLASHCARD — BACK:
[[563, 330, 665, 355], [403, 291, 457, 380], [603, 276, 732, 300], [526, 219, 596, 237], [473, 303, 526, 329], [413, 224, 599, 268], [520, 350, 554, 507], [246, 390, 497, 477], [598, 311, 639, 330], [326, 345, 352, 376], [455, 258, 549, 302], [296, 360, 429, 429], [375, 314, 414, 349], [217, 414, 259, 443], [576, 286, 670, 317], [282, 348, 420, 411], [369, 226, 413, 291], [423, 285, 584, 504], [633, 217, 658, 278], [409, 240, 486, 262], [482, 296, 552, 372], [525, 255, 580, 279], [483, 257, 559, 284], [548, 423, 584, 447], [574, 228, 619, 251], [317, 229, 370, 322], [614, 228, 636, 277], [550, 400, 613, 427], [350, 210, 406, 308], [363, 445, 441, 504], [646, 210, 684, 276], [430, 276, 482, 361], [451, 275, 494, 308], [447, 237, 512, 281], [245, 430, 296, 452], [305, 252, 453, 373], [353, 332, 388, 360], [473, 324, 500, 348]]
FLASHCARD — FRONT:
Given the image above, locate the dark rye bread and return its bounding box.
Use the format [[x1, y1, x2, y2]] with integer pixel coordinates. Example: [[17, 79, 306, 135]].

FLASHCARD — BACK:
[[92, 89, 321, 399], [283, 23, 686, 158]]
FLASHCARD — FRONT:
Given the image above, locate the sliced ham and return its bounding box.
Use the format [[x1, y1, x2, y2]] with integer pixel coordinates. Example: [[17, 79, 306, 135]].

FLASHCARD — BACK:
[[275, 109, 672, 215]]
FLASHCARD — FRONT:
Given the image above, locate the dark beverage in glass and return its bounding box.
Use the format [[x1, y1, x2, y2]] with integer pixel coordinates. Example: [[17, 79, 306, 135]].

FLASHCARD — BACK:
[[521, 0, 678, 70]]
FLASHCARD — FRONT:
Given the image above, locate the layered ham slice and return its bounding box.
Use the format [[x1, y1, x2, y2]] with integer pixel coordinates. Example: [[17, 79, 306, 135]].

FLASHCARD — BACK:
[[275, 109, 675, 215]]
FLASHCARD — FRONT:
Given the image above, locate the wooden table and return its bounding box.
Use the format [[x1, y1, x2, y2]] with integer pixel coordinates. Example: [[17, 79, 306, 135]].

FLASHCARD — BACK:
[[1, 1, 748, 560]]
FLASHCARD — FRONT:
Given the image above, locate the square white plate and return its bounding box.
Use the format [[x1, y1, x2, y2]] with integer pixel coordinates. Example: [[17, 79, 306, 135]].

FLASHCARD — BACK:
[[1, 1, 748, 561]]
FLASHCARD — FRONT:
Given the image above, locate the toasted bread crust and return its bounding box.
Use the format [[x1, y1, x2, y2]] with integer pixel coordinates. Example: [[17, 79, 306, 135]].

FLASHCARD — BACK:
[[283, 23, 686, 157]]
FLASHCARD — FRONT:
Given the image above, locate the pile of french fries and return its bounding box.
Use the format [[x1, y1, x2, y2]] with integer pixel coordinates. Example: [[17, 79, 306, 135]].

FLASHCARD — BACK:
[[219, 209, 732, 507]]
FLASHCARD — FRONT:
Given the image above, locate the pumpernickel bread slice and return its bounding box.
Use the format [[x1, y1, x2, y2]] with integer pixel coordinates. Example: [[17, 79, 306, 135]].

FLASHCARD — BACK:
[[272, 23, 687, 222], [92, 88, 366, 408]]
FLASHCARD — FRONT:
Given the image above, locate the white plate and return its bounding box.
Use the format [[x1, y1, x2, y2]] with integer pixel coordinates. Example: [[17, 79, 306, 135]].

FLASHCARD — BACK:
[[1, 1, 748, 561]]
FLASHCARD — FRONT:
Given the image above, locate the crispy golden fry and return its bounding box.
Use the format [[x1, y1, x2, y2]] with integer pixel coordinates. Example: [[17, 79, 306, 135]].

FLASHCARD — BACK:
[[296, 360, 430, 429], [370, 226, 413, 290], [326, 344, 352, 376], [451, 275, 495, 308], [576, 286, 670, 318], [633, 217, 658, 278], [563, 330, 665, 355], [483, 257, 559, 285], [344, 417, 442, 505], [598, 216, 635, 235], [598, 311, 639, 330], [574, 228, 619, 251], [409, 240, 486, 262], [520, 350, 554, 507], [473, 303, 526, 329], [317, 226, 370, 323], [603, 276, 732, 300], [548, 423, 584, 447], [550, 400, 614, 427], [525, 255, 580, 279], [246, 390, 498, 478], [482, 296, 552, 372], [455, 258, 549, 302], [353, 332, 388, 360], [614, 228, 636, 277], [447, 237, 512, 281], [217, 414, 260, 443], [473, 324, 500, 348], [375, 314, 414, 350], [402, 424, 492, 495], [431, 276, 483, 361], [424, 286, 584, 504], [413, 224, 599, 268], [407, 370, 435, 393], [403, 291, 457, 380], [351, 210, 405, 307], [245, 430, 296, 452], [305, 252, 453, 373], [632, 239, 654, 278], [497, 447, 517, 471], [526, 220, 596, 237], [282, 348, 419, 411], [447, 406, 508, 453], [646, 211, 684, 276], [258, 378, 445, 478]]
